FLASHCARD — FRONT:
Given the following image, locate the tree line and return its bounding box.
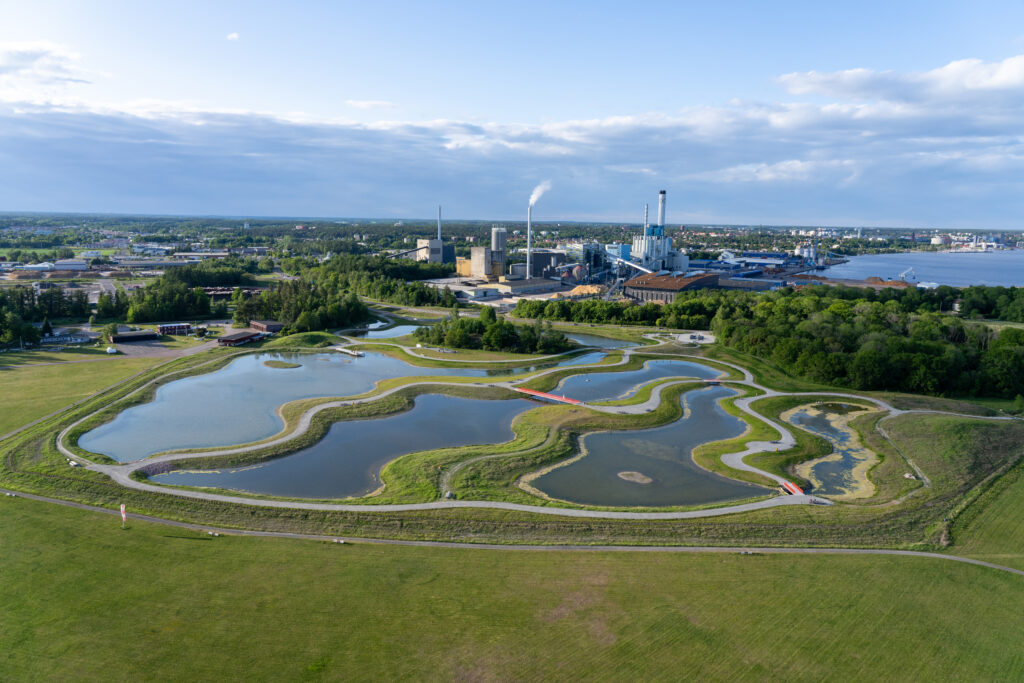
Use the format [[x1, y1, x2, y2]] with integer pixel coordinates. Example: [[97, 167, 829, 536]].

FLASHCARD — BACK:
[[413, 307, 571, 354]]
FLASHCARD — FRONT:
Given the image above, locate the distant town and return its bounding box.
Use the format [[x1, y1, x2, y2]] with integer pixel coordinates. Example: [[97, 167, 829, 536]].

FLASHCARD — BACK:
[[2, 197, 1021, 330]]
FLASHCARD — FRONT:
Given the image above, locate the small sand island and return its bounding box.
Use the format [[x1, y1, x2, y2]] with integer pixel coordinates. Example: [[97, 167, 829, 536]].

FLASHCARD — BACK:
[[263, 360, 301, 369], [617, 471, 653, 484]]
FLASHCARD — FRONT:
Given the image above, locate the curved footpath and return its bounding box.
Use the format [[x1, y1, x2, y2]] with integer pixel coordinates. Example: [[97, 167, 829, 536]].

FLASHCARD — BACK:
[[3, 487, 1022, 578], [56, 335, 1018, 521]]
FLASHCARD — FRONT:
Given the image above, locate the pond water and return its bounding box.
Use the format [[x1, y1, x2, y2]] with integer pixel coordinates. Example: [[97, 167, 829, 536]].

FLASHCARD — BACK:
[[787, 403, 876, 498], [564, 332, 639, 349], [79, 350, 600, 462], [348, 324, 422, 338], [556, 359, 721, 402], [152, 395, 534, 499], [529, 385, 765, 507]]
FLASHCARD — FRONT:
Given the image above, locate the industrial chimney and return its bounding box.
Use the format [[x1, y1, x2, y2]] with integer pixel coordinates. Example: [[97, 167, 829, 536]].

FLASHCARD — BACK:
[[437, 205, 442, 240], [657, 190, 666, 228], [526, 205, 532, 280]]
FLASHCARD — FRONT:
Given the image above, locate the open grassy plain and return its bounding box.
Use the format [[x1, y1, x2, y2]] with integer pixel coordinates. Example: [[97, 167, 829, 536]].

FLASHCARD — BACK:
[[2, 496, 1022, 681]]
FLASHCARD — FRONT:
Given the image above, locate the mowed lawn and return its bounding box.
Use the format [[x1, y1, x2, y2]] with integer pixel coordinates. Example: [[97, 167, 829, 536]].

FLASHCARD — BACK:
[[2, 498, 1023, 681], [0, 358, 159, 435]]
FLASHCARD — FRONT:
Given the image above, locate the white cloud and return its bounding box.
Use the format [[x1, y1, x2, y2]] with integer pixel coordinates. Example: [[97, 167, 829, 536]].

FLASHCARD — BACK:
[[688, 159, 858, 184], [0, 41, 94, 101], [345, 99, 395, 110], [779, 54, 1024, 104], [226, 33, 240, 41]]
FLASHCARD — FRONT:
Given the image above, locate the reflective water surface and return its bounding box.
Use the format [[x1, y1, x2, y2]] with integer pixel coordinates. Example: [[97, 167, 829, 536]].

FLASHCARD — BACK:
[[80, 351, 594, 462], [564, 332, 640, 349], [555, 359, 720, 402], [153, 394, 534, 499], [530, 385, 764, 507]]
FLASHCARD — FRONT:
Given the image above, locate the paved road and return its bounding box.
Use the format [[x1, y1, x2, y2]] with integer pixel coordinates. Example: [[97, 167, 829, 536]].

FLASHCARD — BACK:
[[3, 488, 1022, 578]]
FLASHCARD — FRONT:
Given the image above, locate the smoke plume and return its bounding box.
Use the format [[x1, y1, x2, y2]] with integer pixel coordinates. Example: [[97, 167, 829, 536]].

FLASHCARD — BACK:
[[529, 180, 551, 207]]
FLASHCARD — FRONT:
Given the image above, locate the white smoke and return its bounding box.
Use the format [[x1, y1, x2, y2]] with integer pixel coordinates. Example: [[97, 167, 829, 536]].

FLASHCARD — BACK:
[[529, 180, 551, 207]]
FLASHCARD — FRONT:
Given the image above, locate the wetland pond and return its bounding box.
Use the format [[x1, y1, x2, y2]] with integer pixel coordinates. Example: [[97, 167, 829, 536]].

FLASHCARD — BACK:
[[528, 385, 766, 507], [785, 402, 878, 499], [79, 350, 602, 462], [152, 394, 534, 499]]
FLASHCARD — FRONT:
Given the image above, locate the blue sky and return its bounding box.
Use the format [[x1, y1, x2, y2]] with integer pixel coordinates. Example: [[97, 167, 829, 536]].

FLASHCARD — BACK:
[[2, 1, 1024, 227]]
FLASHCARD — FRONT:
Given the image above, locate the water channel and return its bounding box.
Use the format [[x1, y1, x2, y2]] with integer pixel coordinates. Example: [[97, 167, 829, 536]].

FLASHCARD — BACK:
[[564, 332, 640, 349], [555, 359, 721, 402], [79, 350, 603, 462], [152, 394, 534, 499], [529, 385, 765, 507], [347, 324, 422, 339]]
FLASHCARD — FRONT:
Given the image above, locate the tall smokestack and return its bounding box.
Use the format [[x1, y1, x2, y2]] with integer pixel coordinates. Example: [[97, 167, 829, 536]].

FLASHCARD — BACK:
[[526, 204, 532, 280], [657, 190, 666, 228], [643, 203, 649, 231], [437, 205, 442, 240]]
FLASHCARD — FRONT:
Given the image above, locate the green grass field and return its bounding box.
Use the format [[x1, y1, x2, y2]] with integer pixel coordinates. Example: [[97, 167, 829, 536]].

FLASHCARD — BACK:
[[2, 497, 1023, 681], [0, 357, 161, 435]]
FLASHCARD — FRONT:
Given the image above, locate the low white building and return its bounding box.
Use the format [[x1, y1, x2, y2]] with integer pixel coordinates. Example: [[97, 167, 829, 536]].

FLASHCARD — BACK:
[[54, 259, 88, 271], [17, 262, 54, 272]]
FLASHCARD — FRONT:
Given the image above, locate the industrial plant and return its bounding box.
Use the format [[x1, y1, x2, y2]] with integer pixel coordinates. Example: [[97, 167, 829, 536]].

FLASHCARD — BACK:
[[409, 189, 845, 308]]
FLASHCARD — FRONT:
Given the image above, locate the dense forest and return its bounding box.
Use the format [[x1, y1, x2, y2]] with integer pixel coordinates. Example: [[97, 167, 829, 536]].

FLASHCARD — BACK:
[[413, 307, 571, 354], [284, 253, 457, 308], [709, 285, 1023, 398], [230, 279, 369, 333], [513, 296, 716, 330]]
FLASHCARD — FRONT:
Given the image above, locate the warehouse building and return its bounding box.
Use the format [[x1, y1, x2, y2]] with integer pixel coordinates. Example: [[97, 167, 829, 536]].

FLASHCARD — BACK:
[[250, 320, 284, 333], [623, 272, 721, 304], [217, 331, 261, 347], [110, 330, 159, 343], [158, 323, 192, 335]]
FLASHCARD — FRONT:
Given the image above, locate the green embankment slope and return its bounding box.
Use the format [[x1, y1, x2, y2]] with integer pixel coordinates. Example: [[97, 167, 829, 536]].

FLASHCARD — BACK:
[[952, 461, 1024, 570]]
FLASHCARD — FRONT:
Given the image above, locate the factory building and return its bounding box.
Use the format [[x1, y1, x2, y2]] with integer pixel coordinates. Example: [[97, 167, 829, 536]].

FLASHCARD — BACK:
[[623, 272, 720, 304], [415, 238, 444, 263], [456, 246, 504, 280], [414, 205, 455, 264], [490, 226, 507, 273], [605, 242, 630, 261], [630, 191, 688, 271]]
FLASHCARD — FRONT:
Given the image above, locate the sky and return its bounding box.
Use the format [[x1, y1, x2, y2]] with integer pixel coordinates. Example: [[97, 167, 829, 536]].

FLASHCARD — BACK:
[[2, 0, 1024, 228]]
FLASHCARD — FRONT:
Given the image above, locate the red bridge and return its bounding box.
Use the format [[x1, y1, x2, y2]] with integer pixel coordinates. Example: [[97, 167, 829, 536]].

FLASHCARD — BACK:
[[781, 481, 804, 495], [514, 388, 583, 405]]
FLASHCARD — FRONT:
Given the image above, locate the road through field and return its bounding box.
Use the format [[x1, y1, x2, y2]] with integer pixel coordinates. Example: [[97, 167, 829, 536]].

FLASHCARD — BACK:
[[3, 488, 1023, 578]]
